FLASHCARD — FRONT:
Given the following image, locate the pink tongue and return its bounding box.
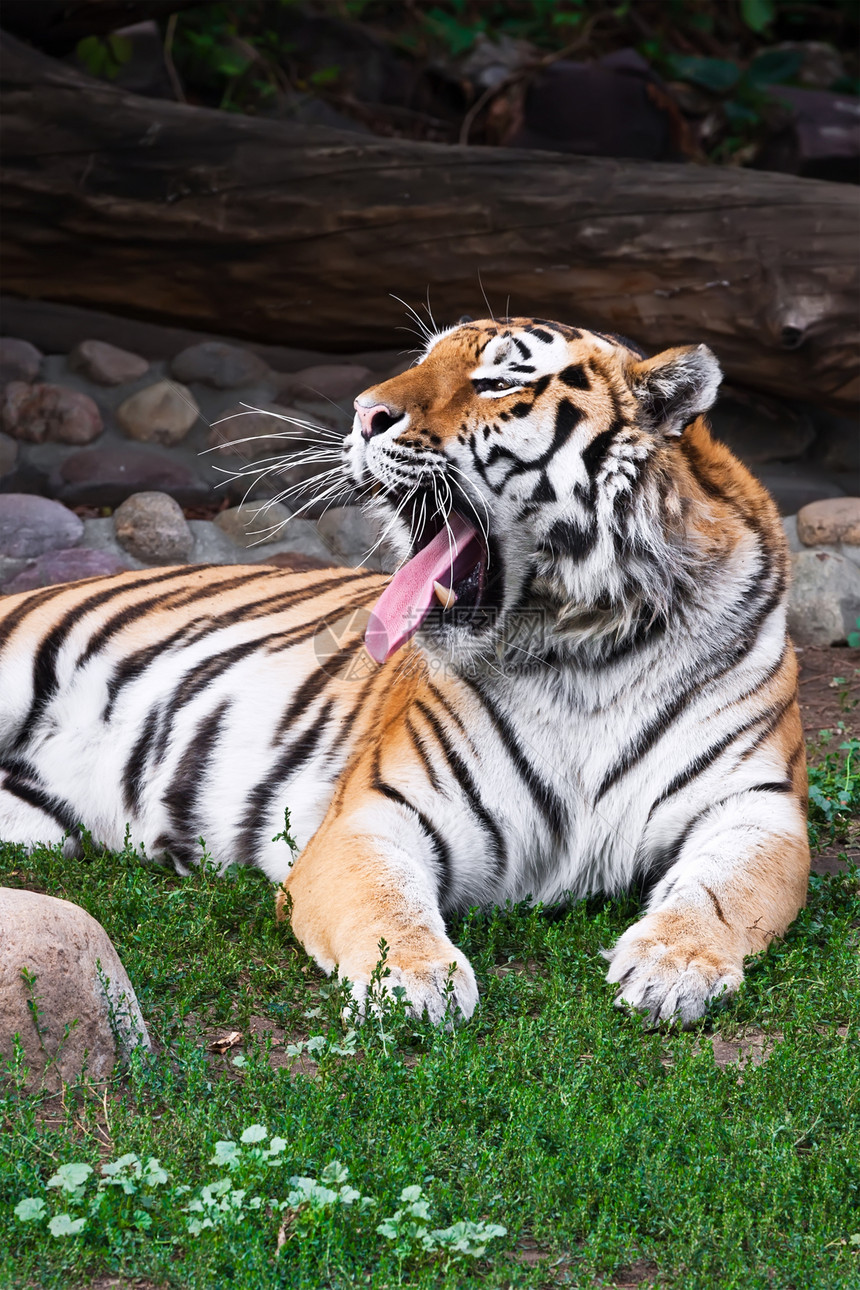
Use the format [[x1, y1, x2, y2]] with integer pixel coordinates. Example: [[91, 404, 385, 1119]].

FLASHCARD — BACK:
[[365, 512, 481, 664]]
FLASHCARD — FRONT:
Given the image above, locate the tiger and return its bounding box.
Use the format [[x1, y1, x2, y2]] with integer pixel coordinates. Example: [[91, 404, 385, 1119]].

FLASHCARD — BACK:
[[0, 318, 809, 1026]]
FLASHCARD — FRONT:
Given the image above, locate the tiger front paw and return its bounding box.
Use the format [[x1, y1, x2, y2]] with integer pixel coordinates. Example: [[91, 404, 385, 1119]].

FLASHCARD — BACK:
[[605, 912, 743, 1027], [343, 946, 478, 1027]]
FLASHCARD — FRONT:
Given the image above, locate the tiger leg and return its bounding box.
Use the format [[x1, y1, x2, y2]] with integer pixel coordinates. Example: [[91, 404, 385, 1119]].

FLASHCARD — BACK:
[[275, 814, 477, 1025], [606, 791, 810, 1026]]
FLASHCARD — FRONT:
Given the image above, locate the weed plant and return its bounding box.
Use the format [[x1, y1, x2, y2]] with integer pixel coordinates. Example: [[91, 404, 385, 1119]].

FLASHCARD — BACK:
[[1, 742, 858, 1289]]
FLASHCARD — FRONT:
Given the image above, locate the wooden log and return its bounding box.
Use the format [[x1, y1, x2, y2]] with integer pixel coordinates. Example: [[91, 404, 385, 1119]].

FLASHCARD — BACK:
[[1, 33, 857, 412]]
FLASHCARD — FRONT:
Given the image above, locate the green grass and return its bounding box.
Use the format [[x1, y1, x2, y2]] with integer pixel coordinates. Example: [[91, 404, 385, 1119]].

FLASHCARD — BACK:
[[1, 744, 859, 1290]]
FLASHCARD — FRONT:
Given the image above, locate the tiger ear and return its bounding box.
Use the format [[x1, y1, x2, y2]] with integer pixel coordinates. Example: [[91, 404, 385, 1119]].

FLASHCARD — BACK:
[[629, 344, 721, 437]]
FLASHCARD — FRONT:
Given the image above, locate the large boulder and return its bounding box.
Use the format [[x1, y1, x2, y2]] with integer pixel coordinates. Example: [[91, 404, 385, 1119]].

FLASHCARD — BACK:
[[0, 888, 149, 1090], [788, 550, 860, 646]]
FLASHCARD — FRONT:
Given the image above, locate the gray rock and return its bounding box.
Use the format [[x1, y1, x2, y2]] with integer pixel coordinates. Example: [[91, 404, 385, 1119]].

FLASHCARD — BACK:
[[208, 403, 307, 459], [0, 432, 17, 476], [117, 380, 199, 445], [315, 505, 386, 570], [1, 382, 103, 445], [788, 550, 860, 646], [274, 363, 373, 404], [187, 517, 333, 567], [171, 342, 270, 389], [186, 520, 247, 565], [56, 446, 206, 508], [0, 338, 42, 386], [68, 338, 150, 386], [0, 888, 149, 1091], [797, 497, 860, 548], [215, 502, 292, 548], [782, 515, 802, 553], [2, 547, 131, 594], [114, 491, 193, 564], [0, 493, 83, 558], [80, 517, 143, 570]]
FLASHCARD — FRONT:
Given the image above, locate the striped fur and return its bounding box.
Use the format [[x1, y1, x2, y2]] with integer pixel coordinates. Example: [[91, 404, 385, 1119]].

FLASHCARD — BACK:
[[0, 321, 809, 1025]]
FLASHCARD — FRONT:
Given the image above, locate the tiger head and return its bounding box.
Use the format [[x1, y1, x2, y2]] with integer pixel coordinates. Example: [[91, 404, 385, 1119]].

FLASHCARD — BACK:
[[345, 318, 723, 668]]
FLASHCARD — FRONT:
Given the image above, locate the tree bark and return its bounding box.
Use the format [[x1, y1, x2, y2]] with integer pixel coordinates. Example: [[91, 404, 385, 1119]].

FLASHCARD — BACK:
[[1, 33, 857, 411]]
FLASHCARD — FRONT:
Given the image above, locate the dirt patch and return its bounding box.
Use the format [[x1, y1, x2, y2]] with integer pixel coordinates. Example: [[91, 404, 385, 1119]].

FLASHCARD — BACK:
[[797, 644, 860, 742], [797, 644, 860, 876], [511, 1242, 658, 1287]]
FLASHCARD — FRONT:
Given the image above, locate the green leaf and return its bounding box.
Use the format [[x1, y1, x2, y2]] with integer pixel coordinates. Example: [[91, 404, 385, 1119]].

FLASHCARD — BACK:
[[740, 0, 775, 33], [748, 48, 803, 86], [211, 1140, 242, 1168], [48, 1213, 86, 1237], [47, 1163, 93, 1193], [14, 1197, 46, 1222], [240, 1124, 268, 1144], [106, 34, 133, 66], [670, 56, 739, 94]]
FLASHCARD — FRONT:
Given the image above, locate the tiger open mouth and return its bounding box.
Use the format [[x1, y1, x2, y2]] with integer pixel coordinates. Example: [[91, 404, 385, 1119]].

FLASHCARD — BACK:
[[365, 489, 491, 664]]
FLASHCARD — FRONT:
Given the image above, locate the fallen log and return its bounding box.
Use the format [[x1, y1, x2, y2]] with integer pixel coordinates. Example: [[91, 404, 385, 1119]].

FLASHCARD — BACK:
[[1, 34, 857, 411]]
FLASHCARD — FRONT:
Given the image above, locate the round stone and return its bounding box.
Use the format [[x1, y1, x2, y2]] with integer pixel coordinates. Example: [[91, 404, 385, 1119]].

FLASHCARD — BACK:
[[0, 493, 83, 558], [1, 382, 103, 444], [56, 446, 204, 508], [0, 888, 149, 1091], [208, 403, 306, 459], [68, 338, 150, 386], [215, 502, 292, 548], [797, 497, 860, 548], [114, 491, 193, 564], [2, 547, 130, 594], [117, 380, 199, 445], [274, 363, 373, 403], [0, 337, 42, 385], [171, 342, 270, 389], [315, 506, 385, 569], [788, 549, 860, 646]]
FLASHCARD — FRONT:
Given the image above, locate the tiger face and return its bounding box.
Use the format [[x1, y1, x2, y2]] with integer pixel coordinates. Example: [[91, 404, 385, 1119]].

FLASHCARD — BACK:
[[346, 319, 722, 667]]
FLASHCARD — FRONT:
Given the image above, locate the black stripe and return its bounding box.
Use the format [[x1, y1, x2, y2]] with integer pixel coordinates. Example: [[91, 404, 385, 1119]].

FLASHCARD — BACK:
[[272, 636, 367, 745], [736, 693, 796, 763], [544, 517, 597, 562], [559, 364, 591, 391], [702, 885, 729, 926], [121, 706, 160, 815], [12, 568, 194, 750], [581, 427, 618, 480], [644, 800, 722, 891], [651, 706, 788, 812], [1, 762, 79, 835], [405, 716, 442, 792], [105, 585, 373, 723], [595, 585, 787, 803], [77, 568, 284, 668], [236, 700, 334, 865], [414, 699, 505, 874], [459, 678, 567, 841], [0, 580, 89, 653], [157, 699, 230, 868], [370, 754, 453, 904]]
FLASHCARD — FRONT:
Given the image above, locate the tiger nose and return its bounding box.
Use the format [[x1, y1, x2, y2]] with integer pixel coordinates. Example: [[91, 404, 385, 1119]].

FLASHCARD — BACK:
[[354, 401, 402, 441]]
